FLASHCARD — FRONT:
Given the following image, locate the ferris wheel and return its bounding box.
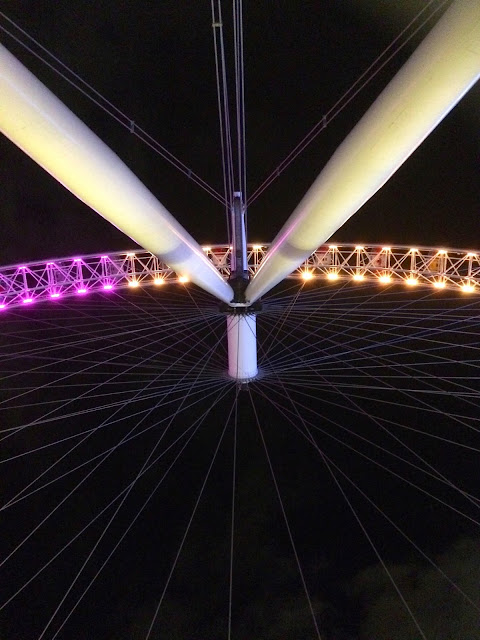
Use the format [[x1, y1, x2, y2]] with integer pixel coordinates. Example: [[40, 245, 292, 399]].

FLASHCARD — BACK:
[[1, 1, 480, 638]]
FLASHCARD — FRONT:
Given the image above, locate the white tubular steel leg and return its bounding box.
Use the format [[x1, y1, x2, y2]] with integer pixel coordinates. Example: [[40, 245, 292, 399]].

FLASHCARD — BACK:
[[0, 43, 233, 304], [245, 0, 480, 304], [227, 314, 258, 381]]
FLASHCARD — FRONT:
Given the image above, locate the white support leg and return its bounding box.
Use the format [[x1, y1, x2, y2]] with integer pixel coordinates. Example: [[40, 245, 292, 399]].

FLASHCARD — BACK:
[[227, 314, 258, 381]]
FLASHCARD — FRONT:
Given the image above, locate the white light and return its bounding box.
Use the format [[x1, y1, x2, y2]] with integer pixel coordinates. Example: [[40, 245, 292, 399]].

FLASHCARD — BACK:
[[382, 247, 391, 252], [434, 281, 446, 289], [467, 253, 476, 258], [406, 277, 418, 286], [301, 271, 314, 281], [154, 278, 164, 285], [126, 253, 135, 258], [329, 245, 337, 250], [203, 246, 211, 251], [179, 275, 189, 283], [437, 249, 446, 255], [462, 284, 475, 293], [128, 280, 139, 288], [410, 248, 417, 253], [379, 275, 391, 283], [355, 246, 364, 250], [252, 245, 262, 250], [353, 274, 364, 281], [327, 272, 339, 280]]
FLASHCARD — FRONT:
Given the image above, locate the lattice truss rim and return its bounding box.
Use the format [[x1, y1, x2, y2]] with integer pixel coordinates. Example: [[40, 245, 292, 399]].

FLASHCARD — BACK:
[[1, 243, 480, 309]]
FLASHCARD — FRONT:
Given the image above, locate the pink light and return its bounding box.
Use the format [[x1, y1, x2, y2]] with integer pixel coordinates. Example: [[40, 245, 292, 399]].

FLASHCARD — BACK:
[[101, 255, 109, 260], [50, 293, 61, 299], [103, 284, 113, 291], [19, 266, 26, 270], [77, 288, 87, 294], [74, 258, 82, 263], [23, 298, 33, 304], [0, 304, 6, 310]]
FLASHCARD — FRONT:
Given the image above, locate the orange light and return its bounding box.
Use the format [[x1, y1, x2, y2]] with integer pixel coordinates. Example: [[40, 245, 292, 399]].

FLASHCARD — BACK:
[[379, 275, 391, 283], [406, 278, 418, 286], [154, 278, 164, 285], [353, 274, 364, 281], [179, 275, 189, 283], [128, 280, 139, 288], [433, 281, 446, 289], [301, 271, 314, 281], [327, 272, 339, 280]]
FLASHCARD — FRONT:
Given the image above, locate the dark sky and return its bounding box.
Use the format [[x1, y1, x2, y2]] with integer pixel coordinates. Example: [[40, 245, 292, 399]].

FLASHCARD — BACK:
[[0, 0, 479, 265], [1, 2, 480, 639]]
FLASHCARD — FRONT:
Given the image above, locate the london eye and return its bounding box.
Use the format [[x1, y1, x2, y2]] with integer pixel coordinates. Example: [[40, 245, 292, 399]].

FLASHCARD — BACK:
[[1, 2, 480, 638]]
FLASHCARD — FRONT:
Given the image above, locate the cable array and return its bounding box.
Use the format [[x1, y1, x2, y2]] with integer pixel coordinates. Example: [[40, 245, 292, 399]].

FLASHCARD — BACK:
[[1, 282, 480, 637]]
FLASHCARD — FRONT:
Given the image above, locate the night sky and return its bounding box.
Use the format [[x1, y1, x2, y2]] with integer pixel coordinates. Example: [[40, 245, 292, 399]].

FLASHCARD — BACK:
[[1, 1, 480, 639]]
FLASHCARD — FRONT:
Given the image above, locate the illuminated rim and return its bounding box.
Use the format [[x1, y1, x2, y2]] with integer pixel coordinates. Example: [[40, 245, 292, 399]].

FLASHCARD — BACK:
[[1, 243, 479, 309]]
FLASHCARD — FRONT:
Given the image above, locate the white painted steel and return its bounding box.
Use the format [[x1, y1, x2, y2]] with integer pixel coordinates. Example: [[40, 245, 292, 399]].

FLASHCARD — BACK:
[[0, 43, 234, 304], [227, 314, 258, 380], [246, 0, 480, 303]]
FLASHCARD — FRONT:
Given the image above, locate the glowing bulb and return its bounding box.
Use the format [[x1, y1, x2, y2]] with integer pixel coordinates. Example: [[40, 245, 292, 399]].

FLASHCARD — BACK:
[[353, 274, 364, 281], [103, 284, 113, 290], [301, 271, 314, 281], [50, 293, 61, 299], [0, 304, 6, 309], [462, 284, 475, 293], [467, 253, 476, 258], [410, 248, 417, 253], [437, 250, 446, 255], [23, 298, 33, 304], [329, 245, 337, 249], [154, 278, 165, 285], [179, 276, 189, 283], [101, 255, 109, 259], [355, 246, 364, 251], [406, 278, 418, 286], [203, 246, 211, 251], [379, 275, 391, 283], [77, 289, 87, 294], [252, 245, 262, 250], [126, 253, 135, 257], [327, 272, 339, 280], [382, 247, 391, 252], [434, 281, 446, 289], [128, 280, 139, 288], [74, 258, 82, 262]]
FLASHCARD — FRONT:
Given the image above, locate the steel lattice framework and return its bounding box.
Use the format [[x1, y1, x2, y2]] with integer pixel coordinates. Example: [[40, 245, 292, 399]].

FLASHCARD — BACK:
[[1, 243, 480, 310]]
